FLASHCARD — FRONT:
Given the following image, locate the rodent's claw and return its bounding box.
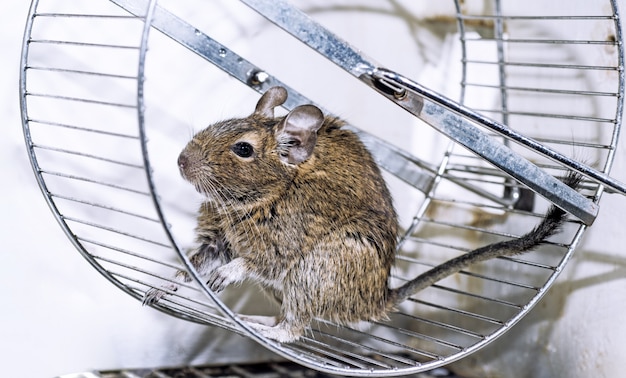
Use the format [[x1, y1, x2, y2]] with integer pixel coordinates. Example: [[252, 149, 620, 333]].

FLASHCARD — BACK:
[[142, 284, 178, 305], [207, 270, 227, 292], [206, 259, 246, 292], [143, 288, 165, 305]]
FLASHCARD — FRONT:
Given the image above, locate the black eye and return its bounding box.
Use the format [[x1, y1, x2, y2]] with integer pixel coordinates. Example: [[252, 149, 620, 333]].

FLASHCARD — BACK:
[[231, 142, 254, 158]]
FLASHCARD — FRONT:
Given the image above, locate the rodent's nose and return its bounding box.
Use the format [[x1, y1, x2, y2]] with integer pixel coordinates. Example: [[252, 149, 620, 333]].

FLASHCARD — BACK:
[[178, 153, 188, 171]]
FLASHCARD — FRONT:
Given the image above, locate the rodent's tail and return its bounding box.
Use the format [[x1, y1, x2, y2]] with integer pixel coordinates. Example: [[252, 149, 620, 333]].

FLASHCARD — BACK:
[[389, 171, 583, 305]]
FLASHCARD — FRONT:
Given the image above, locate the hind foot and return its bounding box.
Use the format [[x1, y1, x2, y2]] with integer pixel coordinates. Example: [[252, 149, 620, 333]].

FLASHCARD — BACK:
[[243, 320, 303, 343]]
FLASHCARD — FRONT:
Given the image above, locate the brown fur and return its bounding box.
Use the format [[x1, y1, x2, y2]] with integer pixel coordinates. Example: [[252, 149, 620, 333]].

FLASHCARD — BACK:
[[144, 87, 580, 343]]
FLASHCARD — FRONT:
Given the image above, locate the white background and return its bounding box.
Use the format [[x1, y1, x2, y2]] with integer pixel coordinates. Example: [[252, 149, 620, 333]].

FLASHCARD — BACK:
[[2, 1, 626, 377]]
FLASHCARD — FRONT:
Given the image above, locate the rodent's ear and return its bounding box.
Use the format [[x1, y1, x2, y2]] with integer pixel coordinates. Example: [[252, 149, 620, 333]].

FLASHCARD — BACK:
[[275, 104, 324, 165], [254, 87, 288, 118]]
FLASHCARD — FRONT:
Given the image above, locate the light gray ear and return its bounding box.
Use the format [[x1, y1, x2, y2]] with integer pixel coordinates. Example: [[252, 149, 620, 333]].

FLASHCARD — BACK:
[[254, 87, 288, 118], [275, 104, 324, 165]]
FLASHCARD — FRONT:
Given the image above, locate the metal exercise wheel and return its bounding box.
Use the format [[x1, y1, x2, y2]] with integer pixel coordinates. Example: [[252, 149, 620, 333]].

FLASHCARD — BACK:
[[20, 0, 626, 376]]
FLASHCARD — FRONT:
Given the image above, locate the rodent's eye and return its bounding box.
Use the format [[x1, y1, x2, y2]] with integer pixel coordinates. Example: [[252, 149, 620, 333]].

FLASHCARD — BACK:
[[231, 142, 255, 158]]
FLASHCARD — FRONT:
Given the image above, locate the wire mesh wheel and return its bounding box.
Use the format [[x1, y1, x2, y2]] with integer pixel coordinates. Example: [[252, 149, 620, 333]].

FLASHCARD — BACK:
[[20, 0, 625, 376]]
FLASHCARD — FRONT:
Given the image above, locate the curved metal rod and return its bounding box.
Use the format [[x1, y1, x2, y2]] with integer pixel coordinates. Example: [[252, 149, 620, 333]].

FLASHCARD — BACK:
[[19, 0, 230, 329]]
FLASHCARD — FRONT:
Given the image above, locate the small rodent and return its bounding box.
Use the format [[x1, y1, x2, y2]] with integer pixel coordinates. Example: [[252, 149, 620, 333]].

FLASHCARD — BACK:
[[144, 86, 582, 343]]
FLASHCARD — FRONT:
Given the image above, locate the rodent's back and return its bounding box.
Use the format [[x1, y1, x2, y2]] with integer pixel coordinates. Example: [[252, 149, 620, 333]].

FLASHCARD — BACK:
[[277, 117, 399, 322], [296, 117, 397, 231]]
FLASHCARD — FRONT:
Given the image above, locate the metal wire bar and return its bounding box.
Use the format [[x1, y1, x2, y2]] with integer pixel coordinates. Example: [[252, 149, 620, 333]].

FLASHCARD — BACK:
[[498, 256, 556, 270], [93, 256, 177, 283], [445, 160, 578, 177], [25, 65, 138, 80], [438, 174, 523, 188], [427, 284, 524, 309], [371, 321, 465, 352], [464, 82, 619, 97], [34, 13, 138, 19], [40, 169, 151, 195], [301, 334, 395, 369], [32, 144, 144, 168], [473, 108, 616, 123], [25, 92, 137, 108], [289, 341, 371, 370], [407, 299, 505, 326], [463, 36, 617, 45], [308, 333, 424, 367], [79, 237, 178, 266], [51, 193, 160, 222], [62, 215, 171, 248], [529, 138, 612, 149], [27, 38, 140, 50], [463, 60, 620, 71], [28, 118, 139, 139], [277, 343, 354, 369], [313, 319, 433, 364], [459, 15, 616, 20], [394, 312, 486, 339]]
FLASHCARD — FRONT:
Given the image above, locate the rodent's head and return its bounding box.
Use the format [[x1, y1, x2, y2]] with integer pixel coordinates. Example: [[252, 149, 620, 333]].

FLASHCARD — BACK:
[[178, 87, 324, 205]]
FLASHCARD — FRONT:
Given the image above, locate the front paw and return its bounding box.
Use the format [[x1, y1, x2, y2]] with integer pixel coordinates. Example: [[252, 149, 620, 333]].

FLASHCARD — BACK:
[[206, 258, 247, 293], [207, 268, 229, 292]]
